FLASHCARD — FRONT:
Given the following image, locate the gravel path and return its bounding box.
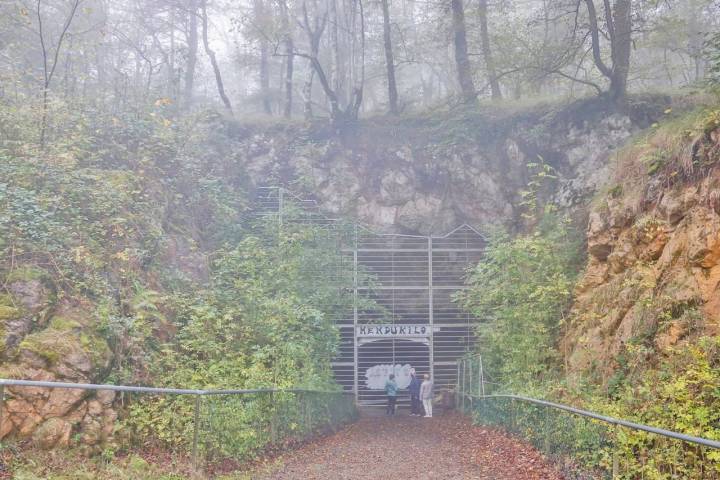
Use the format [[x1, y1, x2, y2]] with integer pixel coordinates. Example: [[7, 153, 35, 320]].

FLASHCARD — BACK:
[[250, 412, 564, 480]]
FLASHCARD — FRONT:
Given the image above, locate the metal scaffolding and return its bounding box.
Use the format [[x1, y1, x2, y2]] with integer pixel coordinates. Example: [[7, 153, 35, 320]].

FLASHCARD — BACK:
[[253, 187, 485, 406]]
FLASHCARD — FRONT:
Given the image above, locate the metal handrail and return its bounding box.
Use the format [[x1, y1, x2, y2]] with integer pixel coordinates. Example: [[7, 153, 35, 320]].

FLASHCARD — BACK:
[[464, 392, 720, 450], [0, 378, 355, 470]]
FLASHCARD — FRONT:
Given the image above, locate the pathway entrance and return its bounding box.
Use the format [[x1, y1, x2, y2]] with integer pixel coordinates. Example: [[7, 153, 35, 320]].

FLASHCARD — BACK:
[[249, 412, 563, 480]]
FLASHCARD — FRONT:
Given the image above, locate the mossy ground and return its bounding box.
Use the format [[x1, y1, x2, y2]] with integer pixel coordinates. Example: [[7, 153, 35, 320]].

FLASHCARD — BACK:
[[5, 448, 191, 480]]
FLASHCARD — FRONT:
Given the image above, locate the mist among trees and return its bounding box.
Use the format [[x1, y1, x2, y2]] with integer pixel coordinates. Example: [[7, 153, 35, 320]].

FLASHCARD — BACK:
[[2, 0, 719, 130]]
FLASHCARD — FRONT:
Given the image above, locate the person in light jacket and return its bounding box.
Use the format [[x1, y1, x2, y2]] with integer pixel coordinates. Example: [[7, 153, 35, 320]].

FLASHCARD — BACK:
[[385, 373, 398, 416], [420, 374, 434, 418]]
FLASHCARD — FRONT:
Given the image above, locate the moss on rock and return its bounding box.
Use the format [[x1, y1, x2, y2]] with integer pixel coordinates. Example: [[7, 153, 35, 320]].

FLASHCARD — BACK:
[[49, 317, 83, 331], [4, 266, 49, 284], [19, 329, 76, 365], [0, 294, 21, 318]]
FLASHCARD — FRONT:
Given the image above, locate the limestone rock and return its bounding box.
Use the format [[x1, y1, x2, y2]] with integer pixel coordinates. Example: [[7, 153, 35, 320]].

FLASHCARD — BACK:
[[379, 169, 415, 205], [564, 157, 720, 385], [658, 187, 697, 225], [32, 418, 72, 449], [396, 196, 443, 232], [685, 209, 720, 268], [2, 274, 53, 353], [41, 388, 85, 417], [96, 390, 116, 406]]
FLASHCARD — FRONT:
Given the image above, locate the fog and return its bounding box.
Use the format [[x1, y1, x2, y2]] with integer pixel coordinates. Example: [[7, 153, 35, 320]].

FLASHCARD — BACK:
[[1, 0, 719, 123]]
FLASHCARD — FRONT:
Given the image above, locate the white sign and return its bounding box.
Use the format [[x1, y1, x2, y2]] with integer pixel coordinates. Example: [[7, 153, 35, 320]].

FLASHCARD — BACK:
[[357, 324, 434, 338], [365, 364, 413, 390]]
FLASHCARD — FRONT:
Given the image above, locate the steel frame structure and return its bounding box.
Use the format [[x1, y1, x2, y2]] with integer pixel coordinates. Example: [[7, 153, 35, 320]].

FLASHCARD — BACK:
[[254, 187, 485, 406]]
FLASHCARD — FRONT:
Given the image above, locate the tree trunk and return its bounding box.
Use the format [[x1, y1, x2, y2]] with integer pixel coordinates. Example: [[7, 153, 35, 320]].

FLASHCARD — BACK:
[[253, 0, 272, 114], [184, 0, 198, 109], [380, 0, 398, 113], [279, 0, 294, 118], [303, 69, 315, 120], [200, 0, 233, 115], [330, 0, 345, 105], [450, 0, 476, 103], [299, 1, 327, 120], [284, 42, 294, 118], [608, 0, 631, 102], [37, 0, 81, 147], [584, 0, 631, 103], [284, 39, 294, 118], [478, 0, 501, 100], [260, 40, 272, 114]]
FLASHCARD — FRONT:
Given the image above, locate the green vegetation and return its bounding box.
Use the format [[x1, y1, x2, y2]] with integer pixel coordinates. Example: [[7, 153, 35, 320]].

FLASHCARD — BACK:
[[458, 212, 582, 391], [460, 99, 720, 478], [0, 96, 356, 466], [458, 159, 583, 391]]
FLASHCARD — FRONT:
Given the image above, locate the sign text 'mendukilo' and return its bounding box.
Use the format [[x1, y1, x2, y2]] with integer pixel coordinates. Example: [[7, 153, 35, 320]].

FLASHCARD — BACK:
[[356, 324, 436, 337]]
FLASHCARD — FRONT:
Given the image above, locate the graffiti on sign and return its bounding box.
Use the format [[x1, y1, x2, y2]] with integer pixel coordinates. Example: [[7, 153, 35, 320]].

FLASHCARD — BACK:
[[365, 364, 413, 390]]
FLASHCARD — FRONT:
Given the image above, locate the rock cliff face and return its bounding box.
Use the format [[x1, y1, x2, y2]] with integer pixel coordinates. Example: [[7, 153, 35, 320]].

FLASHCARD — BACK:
[[0, 270, 116, 452], [234, 97, 665, 234], [562, 112, 720, 382]]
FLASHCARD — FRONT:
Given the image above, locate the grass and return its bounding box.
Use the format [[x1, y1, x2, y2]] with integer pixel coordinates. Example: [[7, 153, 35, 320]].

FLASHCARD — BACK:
[[589, 97, 720, 221], [3, 447, 192, 480]]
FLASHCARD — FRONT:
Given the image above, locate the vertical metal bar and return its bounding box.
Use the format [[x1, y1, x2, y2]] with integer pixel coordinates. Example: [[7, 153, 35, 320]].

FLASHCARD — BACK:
[[353, 225, 359, 404], [510, 397, 516, 432], [278, 187, 284, 228], [270, 391, 277, 443], [192, 394, 200, 471], [461, 358, 466, 413], [613, 423, 620, 479], [478, 355, 485, 397], [456, 361, 461, 409], [468, 357, 473, 397], [543, 405, 550, 454], [428, 236, 434, 386]]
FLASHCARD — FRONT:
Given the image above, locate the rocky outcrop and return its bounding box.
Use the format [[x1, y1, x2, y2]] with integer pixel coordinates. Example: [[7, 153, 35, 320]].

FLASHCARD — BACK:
[[0, 274, 117, 452], [231, 96, 667, 234], [562, 119, 720, 383]]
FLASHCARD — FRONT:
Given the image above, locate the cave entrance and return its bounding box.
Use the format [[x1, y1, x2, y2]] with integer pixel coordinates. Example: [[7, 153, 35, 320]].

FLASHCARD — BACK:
[[357, 338, 430, 406], [253, 187, 485, 406]]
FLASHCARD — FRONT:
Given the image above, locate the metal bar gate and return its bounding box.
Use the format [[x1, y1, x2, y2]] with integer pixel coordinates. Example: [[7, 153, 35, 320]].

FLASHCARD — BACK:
[[254, 187, 485, 406]]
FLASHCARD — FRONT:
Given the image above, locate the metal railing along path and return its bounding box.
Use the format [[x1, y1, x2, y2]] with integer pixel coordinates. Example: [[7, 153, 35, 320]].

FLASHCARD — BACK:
[[472, 394, 720, 450], [456, 357, 720, 479], [0, 379, 357, 472]]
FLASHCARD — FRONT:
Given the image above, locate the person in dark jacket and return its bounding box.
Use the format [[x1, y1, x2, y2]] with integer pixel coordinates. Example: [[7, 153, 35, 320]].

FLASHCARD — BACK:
[[408, 369, 422, 416], [385, 373, 398, 416]]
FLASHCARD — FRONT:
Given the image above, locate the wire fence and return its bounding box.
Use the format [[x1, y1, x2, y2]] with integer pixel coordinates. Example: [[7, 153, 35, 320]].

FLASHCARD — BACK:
[[456, 356, 720, 479], [0, 379, 357, 472]]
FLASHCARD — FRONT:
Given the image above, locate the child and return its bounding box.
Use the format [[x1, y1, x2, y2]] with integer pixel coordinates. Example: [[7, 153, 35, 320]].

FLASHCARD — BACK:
[[385, 373, 398, 415], [420, 374, 434, 418]]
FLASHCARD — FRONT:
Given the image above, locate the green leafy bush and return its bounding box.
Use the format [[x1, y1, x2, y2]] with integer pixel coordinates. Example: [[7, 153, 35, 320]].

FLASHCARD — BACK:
[[457, 213, 582, 390]]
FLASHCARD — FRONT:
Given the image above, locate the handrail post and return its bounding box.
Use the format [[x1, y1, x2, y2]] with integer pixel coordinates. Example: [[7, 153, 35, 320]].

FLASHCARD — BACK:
[[612, 423, 619, 479], [270, 391, 278, 444], [455, 361, 461, 410], [461, 359, 466, 413], [543, 406, 550, 454], [478, 356, 485, 397], [192, 394, 201, 472], [468, 358, 473, 398]]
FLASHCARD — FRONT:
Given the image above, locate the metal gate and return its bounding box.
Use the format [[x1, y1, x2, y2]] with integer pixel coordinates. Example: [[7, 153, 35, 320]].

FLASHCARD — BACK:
[[253, 187, 485, 406], [357, 339, 430, 406]]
